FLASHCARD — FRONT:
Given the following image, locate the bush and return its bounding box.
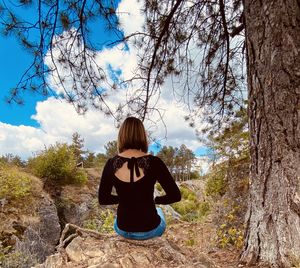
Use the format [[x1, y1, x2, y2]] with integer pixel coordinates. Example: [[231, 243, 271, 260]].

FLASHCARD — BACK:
[[0, 165, 32, 201], [28, 143, 87, 185], [83, 209, 115, 234], [171, 186, 210, 222], [205, 164, 227, 197], [217, 224, 244, 248]]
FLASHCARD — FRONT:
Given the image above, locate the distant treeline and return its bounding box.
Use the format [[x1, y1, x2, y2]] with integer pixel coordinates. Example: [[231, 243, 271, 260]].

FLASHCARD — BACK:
[[0, 133, 201, 181], [156, 145, 199, 181]]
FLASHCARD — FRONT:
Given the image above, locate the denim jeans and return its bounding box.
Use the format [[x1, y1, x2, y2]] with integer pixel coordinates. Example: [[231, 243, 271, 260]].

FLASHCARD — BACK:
[[114, 207, 166, 240]]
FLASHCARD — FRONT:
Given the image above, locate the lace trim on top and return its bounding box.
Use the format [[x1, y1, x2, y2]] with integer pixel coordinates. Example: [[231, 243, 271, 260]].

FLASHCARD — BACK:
[[112, 155, 151, 174]]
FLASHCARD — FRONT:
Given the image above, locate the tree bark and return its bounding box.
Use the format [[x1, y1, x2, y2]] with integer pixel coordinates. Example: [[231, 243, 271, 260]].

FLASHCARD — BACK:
[[240, 1, 300, 267]]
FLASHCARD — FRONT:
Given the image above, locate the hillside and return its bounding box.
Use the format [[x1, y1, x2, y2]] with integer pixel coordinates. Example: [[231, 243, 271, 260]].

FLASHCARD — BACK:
[[0, 166, 257, 268]]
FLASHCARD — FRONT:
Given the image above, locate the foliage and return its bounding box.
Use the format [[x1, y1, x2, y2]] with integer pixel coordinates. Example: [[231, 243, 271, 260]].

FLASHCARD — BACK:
[[83, 209, 115, 234], [205, 156, 249, 249], [157, 144, 198, 181], [0, 154, 25, 167], [185, 238, 196, 247], [207, 105, 249, 161], [0, 0, 121, 114], [155, 183, 163, 192], [205, 162, 227, 197], [202, 107, 249, 249], [104, 140, 118, 159], [136, 0, 245, 126], [83, 151, 96, 168], [0, 165, 32, 201], [0, 0, 246, 131], [28, 143, 87, 185], [216, 203, 244, 249], [190, 171, 201, 180], [99, 209, 115, 233], [73, 168, 88, 185], [93, 153, 107, 169], [70, 132, 86, 163], [82, 140, 117, 169], [171, 186, 210, 222]]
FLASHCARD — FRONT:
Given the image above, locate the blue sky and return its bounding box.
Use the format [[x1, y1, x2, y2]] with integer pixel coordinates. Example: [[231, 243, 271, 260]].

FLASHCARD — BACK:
[[0, 0, 211, 173], [0, 1, 120, 127], [0, 35, 45, 127]]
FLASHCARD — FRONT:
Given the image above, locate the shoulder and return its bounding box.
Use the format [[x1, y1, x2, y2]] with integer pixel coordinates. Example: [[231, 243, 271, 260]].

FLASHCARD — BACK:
[[150, 155, 166, 166]]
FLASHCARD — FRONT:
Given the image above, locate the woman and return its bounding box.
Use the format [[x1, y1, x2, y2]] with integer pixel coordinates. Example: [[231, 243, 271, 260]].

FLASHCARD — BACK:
[[98, 117, 181, 240]]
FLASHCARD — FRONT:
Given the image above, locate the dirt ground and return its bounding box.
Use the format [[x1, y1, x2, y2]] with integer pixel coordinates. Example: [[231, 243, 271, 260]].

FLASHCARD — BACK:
[[164, 217, 270, 268], [164, 218, 242, 268]]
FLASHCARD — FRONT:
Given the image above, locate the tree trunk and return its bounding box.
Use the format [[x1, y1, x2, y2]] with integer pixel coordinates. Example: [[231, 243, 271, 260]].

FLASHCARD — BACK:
[[240, 1, 300, 267]]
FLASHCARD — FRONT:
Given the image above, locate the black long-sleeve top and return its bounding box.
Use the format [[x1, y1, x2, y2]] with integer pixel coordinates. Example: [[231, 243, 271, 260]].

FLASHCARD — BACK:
[[98, 154, 181, 232]]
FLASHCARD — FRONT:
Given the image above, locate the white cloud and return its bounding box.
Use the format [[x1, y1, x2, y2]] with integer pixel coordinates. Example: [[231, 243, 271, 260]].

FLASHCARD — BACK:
[[0, 96, 205, 160], [0, 122, 51, 159], [0, 0, 209, 177], [0, 98, 118, 159], [117, 0, 144, 35]]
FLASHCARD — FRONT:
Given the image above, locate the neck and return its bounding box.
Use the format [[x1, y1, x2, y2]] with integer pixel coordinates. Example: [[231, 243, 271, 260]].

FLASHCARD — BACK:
[[119, 149, 147, 158]]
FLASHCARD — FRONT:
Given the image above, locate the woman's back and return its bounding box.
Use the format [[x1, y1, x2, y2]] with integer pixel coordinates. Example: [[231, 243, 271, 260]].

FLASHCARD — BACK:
[[98, 153, 181, 232], [98, 116, 181, 238]]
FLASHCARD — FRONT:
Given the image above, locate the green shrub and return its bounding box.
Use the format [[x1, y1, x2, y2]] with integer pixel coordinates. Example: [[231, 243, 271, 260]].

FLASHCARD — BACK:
[[73, 168, 88, 184], [83, 209, 115, 234], [205, 166, 227, 197], [99, 209, 115, 233], [28, 143, 87, 185], [0, 165, 32, 201], [198, 201, 210, 217], [171, 186, 210, 222], [216, 203, 244, 249], [217, 224, 244, 249], [83, 218, 102, 232]]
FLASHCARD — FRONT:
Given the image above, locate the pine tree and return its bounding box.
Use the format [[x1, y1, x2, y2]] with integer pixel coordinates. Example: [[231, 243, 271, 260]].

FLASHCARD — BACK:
[[70, 132, 85, 164]]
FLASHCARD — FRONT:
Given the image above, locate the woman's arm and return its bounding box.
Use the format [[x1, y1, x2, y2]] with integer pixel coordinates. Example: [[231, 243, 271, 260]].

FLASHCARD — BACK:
[[98, 159, 119, 205], [154, 157, 181, 204]]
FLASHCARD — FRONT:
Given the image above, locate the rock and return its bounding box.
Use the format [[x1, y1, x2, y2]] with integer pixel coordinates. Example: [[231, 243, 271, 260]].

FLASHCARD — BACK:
[[33, 254, 64, 268], [61, 194, 94, 225], [180, 180, 207, 201], [33, 224, 219, 268], [14, 194, 61, 266]]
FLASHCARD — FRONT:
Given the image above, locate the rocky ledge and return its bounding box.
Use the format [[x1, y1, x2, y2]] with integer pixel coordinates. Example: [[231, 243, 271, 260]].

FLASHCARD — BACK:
[[33, 223, 219, 268]]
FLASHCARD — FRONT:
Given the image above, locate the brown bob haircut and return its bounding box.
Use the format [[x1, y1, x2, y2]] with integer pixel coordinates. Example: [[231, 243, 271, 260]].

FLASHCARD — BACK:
[[117, 117, 148, 153]]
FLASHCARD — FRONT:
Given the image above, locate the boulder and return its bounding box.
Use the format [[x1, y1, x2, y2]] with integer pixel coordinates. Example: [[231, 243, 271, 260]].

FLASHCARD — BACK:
[[13, 194, 61, 266], [33, 223, 219, 268]]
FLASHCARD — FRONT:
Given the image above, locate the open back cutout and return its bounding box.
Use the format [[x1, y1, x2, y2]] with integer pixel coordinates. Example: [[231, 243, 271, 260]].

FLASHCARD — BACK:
[[114, 162, 145, 182], [112, 155, 151, 183]]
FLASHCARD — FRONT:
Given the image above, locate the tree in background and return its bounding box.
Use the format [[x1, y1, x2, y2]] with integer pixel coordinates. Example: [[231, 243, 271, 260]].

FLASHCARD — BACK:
[[104, 140, 118, 159], [70, 132, 86, 164], [0, 0, 121, 116], [156, 145, 176, 173], [207, 105, 249, 163], [0, 154, 25, 167], [157, 144, 198, 181], [83, 151, 96, 168]]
